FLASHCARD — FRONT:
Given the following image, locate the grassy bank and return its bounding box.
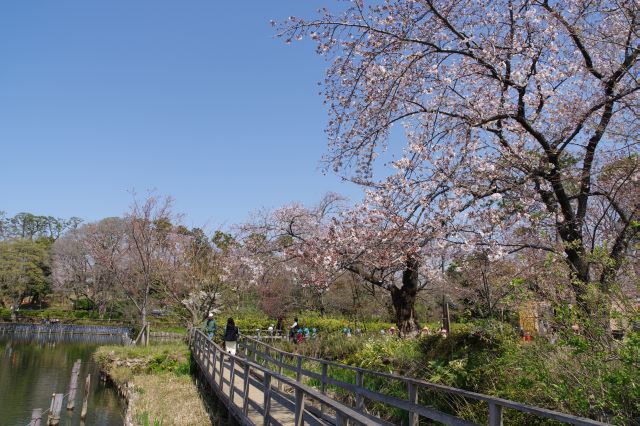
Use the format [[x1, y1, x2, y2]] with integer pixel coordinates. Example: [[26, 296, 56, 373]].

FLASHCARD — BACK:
[[228, 310, 395, 335], [271, 320, 639, 425], [94, 343, 210, 426]]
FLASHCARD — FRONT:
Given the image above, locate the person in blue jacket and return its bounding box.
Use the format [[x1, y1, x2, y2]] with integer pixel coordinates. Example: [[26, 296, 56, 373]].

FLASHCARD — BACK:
[[204, 312, 217, 340]]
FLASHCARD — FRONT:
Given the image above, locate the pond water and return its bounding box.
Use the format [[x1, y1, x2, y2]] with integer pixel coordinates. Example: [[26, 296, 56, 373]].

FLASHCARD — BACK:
[[0, 332, 124, 426]]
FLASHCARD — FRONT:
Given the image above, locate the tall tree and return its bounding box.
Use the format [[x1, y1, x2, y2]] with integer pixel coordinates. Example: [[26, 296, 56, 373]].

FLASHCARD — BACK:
[[280, 1, 640, 325], [0, 240, 49, 317], [52, 217, 127, 317], [154, 226, 225, 328], [123, 193, 177, 344]]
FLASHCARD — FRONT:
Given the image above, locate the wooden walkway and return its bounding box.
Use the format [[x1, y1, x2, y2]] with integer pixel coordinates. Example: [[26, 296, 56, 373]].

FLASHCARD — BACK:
[[189, 330, 610, 426]]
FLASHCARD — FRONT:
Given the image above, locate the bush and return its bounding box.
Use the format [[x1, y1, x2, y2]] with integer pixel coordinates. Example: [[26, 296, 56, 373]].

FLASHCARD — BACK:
[[268, 318, 638, 424], [73, 298, 95, 311]]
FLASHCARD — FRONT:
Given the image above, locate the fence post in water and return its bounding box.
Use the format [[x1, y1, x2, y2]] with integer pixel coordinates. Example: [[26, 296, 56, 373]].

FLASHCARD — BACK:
[[81, 374, 91, 420], [29, 408, 42, 426], [66, 359, 82, 410], [47, 393, 63, 425]]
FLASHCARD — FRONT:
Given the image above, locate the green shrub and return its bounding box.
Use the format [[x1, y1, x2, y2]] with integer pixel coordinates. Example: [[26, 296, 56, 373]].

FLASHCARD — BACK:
[[73, 298, 95, 311], [269, 319, 637, 424], [136, 412, 164, 426]]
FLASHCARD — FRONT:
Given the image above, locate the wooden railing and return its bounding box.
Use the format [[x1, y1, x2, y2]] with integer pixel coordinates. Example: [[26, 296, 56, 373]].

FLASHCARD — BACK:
[[236, 334, 610, 426], [189, 329, 386, 425]]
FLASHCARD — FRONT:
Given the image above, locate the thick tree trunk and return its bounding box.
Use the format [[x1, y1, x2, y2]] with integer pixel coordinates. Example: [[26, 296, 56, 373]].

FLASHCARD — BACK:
[[564, 241, 614, 336], [391, 259, 420, 337], [97, 301, 107, 319]]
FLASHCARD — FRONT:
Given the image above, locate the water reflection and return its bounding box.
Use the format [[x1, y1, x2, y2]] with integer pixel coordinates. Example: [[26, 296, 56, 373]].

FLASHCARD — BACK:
[[0, 332, 125, 426]]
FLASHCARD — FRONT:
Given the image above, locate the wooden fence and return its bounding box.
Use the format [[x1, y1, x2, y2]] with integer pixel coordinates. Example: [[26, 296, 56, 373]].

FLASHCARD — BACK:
[[0, 322, 133, 345], [190, 328, 389, 425], [233, 334, 610, 426]]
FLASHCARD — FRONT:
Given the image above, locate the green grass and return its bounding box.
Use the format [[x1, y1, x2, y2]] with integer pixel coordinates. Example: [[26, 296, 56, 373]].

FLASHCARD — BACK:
[[265, 319, 639, 425], [136, 412, 164, 426], [95, 342, 210, 426], [94, 342, 192, 378]]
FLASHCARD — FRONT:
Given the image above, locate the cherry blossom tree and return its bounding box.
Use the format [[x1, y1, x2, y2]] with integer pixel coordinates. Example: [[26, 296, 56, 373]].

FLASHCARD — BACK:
[[279, 0, 640, 325], [52, 217, 128, 318], [156, 227, 225, 327], [237, 193, 443, 335], [122, 193, 178, 344]]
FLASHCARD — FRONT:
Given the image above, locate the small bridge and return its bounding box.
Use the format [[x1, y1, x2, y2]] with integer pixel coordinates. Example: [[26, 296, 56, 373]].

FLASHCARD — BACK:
[[189, 330, 609, 426]]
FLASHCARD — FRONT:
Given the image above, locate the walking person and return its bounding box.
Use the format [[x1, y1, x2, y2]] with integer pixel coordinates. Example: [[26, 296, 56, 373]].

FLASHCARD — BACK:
[[223, 317, 240, 355], [204, 312, 217, 340], [289, 316, 299, 343]]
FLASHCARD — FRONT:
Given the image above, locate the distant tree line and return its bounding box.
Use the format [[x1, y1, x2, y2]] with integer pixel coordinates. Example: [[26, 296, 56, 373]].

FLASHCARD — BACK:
[[0, 212, 82, 317]]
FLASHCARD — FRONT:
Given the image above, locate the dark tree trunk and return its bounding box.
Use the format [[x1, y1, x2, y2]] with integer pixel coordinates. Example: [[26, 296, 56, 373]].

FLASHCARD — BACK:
[[564, 239, 614, 337], [98, 301, 107, 319], [391, 258, 420, 337]]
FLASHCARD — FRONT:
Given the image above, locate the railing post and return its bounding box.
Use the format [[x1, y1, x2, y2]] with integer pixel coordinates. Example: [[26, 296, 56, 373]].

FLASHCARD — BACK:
[[335, 411, 345, 426], [277, 352, 284, 391], [320, 362, 329, 414], [294, 388, 305, 426], [296, 355, 303, 382], [244, 336, 249, 357], [321, 362, 328, 394], [229, 357, 236, 403], [355, 369, 364, 411], [252, 340, 258, 362], [242, 362, 251, 415], [489, 402, 503, 426], [263, 372, 272, 426], [407, 382, 418, 426], [204, 342, 210, 377], [209, 342, 215, 378], [219, 351, 225, 390], [212, 344, 217, 384]]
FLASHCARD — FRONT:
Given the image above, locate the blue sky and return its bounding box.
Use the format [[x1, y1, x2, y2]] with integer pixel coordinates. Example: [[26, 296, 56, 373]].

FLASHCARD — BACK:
[[0, 1, 364, 229]]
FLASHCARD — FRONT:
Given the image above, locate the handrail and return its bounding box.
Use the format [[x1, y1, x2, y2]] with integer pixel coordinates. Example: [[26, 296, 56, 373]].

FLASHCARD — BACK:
[[239, 334, 610, 426], [189, 328, 386, 425]]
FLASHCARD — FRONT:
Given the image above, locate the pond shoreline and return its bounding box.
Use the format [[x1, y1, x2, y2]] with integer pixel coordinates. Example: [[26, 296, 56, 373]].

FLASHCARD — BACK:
[[100, 369, 135, 426], [94, 343, 213, 425], [0, 332, 126, 426]]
